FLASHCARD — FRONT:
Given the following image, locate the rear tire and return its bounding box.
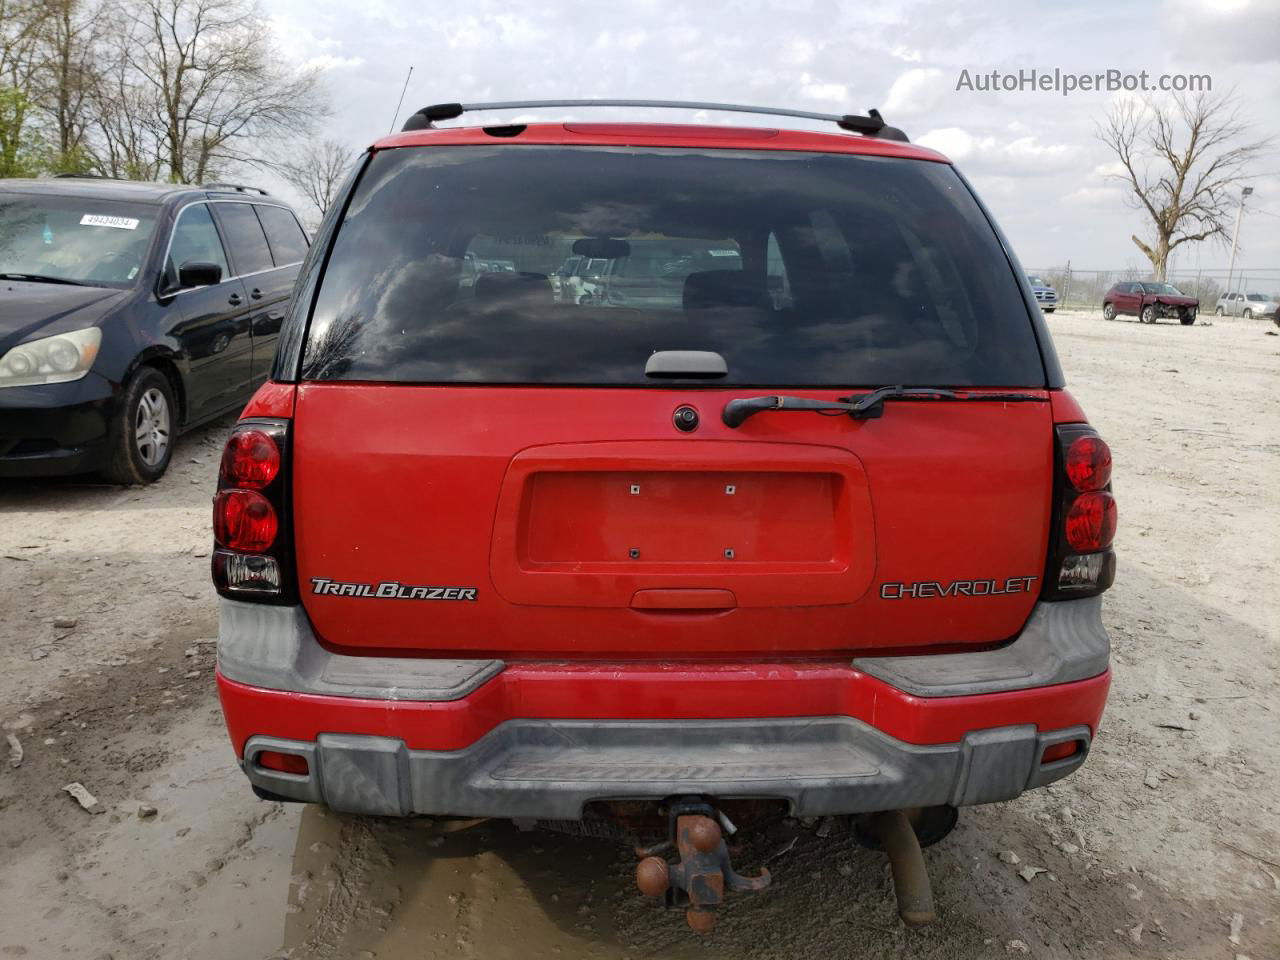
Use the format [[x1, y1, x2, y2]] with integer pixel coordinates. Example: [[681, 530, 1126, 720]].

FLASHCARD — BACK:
[[1243, 308, 1253, 319], [1102, 302, 1116, 321], [1180, 312, 1196, 326], [1215, 306, 1224, 316], [101, 367, 176, 485], [1141, 305, 1157, 324]]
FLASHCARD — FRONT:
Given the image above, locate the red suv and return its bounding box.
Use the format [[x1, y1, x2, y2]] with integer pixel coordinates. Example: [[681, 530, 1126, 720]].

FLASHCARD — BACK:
[[212, 101, 1116, 930], [1102, 280, 1199, 324]]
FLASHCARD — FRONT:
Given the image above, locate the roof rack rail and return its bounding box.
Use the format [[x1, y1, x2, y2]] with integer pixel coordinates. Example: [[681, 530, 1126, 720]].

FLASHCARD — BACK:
[[201, 182, 269, 196], [53, 172, 117, 179], [400, 100, 909, 142]]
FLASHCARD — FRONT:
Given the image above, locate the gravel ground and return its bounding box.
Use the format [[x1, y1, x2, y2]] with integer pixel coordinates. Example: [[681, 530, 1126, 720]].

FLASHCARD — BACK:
[[1, 309, 1277, 959]]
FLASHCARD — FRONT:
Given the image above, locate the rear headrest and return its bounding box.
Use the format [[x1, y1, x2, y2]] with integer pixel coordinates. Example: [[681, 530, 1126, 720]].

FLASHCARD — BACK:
[[474, 271, 551, 302], [683, 270, 769, 311]]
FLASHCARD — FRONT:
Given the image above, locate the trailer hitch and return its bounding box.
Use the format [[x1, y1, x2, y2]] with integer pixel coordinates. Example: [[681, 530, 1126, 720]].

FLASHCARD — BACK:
[[634, 802, 771, 932]]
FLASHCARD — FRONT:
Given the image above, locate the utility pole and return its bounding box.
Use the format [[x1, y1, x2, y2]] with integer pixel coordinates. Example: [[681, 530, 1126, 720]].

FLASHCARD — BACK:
[[1225, 186, 1254, 296]]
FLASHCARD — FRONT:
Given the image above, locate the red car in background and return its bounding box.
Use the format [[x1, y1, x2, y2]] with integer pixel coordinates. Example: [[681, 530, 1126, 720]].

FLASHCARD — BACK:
[[1102, 280, 1199, 324]]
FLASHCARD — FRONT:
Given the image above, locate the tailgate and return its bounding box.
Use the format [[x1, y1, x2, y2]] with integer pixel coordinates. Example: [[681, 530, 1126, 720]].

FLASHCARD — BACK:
[[292, 385, 1052, 657]]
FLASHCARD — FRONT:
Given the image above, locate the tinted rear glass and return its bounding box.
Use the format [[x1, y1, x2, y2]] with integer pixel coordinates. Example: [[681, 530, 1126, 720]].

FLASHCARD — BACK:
[[214, 202, 273, 275], [303, 146, 1044, 386], [255, 204, 308, 265]]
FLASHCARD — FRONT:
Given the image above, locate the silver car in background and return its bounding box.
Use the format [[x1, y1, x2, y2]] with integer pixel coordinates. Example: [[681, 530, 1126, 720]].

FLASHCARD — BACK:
[[1214, 291, 1279, 320]]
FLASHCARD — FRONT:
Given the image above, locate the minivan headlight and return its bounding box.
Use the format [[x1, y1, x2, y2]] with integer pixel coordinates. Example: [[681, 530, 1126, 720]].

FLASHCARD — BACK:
[[0, 327, 102, 387]]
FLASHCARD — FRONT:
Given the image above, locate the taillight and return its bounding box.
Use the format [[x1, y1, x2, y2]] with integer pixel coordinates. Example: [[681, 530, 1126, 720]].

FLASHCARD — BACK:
[[1044, 423, 1117, 600], [1065, 491, 1117, 551], [212, 418, 294, 603], [213, 489, 278, 551], [219, 429, 280, 489], [1064, 435, 1111, 491]]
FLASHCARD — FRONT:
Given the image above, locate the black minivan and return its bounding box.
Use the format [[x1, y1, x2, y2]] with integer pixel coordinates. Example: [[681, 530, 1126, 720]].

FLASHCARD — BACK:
[[0, 176, 309, 483]]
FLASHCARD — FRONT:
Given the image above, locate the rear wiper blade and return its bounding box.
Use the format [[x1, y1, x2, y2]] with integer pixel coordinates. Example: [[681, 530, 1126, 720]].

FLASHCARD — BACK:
[[721, 386, 1042, 428], [0, 272, 92, 286]]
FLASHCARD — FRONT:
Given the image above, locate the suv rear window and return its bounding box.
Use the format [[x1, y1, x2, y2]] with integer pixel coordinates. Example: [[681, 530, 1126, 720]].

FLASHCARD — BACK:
[[302, 146, 1044, 386]]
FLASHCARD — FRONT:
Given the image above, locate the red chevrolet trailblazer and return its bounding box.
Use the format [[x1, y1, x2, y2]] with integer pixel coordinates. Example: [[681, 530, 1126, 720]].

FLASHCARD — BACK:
[[212, 100, 1116, 931]]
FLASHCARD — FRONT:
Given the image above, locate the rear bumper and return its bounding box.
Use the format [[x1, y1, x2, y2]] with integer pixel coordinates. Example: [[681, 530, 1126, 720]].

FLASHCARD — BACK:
[[216, 597, 1111, 819], [238, 718, 1094, 820]]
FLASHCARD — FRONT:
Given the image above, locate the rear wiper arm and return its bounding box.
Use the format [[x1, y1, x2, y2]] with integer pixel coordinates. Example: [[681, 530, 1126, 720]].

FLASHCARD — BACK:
[[0, 272, 92, 286], [722, 386, 1041, 428]]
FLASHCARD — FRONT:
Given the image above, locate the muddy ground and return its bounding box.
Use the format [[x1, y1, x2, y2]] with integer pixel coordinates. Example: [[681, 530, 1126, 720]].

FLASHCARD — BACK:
[[1, 310, 1277, 959]]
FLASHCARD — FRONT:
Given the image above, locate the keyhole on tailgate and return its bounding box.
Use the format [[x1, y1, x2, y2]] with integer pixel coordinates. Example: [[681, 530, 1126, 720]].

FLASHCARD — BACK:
[[673, 405, 699, 432], [629, 548, 641, 559]]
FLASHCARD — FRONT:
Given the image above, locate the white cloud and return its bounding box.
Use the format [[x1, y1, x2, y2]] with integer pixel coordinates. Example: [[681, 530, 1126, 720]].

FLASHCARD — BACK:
[[304, 54, 364, 71], [917, 127, 1079, 171], [799, 81, 849, 104], [882, 68, 945, 115], [890, 45, 922, 63]]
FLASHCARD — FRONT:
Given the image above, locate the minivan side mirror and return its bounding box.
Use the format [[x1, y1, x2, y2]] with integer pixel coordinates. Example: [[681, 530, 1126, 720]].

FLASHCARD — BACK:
[[178, 260, 222, 289]]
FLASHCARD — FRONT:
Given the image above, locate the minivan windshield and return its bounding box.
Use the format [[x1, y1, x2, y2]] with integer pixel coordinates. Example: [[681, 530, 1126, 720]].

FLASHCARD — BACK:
[[303, 146, 1045, 387], [0, 192, 159, 288]]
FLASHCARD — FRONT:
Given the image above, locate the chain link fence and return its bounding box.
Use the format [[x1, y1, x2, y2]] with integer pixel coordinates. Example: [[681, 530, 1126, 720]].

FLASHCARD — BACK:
[[1025, 266, 1280, 312]]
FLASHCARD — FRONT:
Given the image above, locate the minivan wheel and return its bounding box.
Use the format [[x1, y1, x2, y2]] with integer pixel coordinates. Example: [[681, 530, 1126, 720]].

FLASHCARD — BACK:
[[1141, 305, 1157, 324], [1215, 306, 1224, 316], [102, 367, 175, 484], [1102, 302, 1116, 321]]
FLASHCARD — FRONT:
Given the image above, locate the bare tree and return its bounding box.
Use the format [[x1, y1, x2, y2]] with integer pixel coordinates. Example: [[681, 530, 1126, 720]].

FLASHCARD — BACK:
[[111, 0, 326, 182], [0, 0, 50, 175], [1097, 90, 1270, 280], [87, 41, 165, 180], [278, 138, 353, 220], [32, 0, 107, 170]]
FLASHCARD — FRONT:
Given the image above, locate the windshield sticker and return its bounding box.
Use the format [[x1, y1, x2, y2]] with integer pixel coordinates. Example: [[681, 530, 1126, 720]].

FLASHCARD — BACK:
[[80, 214, 139, 230], [708, 249, 739, 257]]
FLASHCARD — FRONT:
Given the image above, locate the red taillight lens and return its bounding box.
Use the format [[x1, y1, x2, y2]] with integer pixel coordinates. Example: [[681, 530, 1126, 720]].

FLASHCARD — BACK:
[[1065, 435, 1112, 492], [256, 750, 308, 776], [220, 429, 280, 489], [1041, 741, 1081, 764], [1065, 491, 1117, 552], [213, 489, 278, 552]]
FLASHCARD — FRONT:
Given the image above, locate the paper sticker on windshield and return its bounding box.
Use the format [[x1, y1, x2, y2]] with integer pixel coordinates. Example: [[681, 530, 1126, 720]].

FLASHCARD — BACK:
[[80, 214, 139, 230], [708, 249, 738, 257]]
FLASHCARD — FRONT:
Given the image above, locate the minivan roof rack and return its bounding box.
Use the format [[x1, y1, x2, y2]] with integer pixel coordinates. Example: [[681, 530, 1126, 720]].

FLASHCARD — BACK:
[[201, 182, 269, 196], [401, 100, 909, 142]]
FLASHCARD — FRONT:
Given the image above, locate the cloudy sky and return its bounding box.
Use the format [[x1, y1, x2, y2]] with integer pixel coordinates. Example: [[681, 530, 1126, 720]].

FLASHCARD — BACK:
[[262, 0, 1280, 280]]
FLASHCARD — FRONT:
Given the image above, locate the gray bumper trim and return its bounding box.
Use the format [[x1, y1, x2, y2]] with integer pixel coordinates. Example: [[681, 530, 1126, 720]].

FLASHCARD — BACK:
[[220, 596, 1107, 703], [217, 599, 502, 701], [242, 719, 1092, 819], [853, 596, 1109, 697]]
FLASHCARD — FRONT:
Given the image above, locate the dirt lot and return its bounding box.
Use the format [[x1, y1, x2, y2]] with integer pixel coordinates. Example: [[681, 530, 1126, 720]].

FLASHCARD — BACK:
[[1, 310, 1277, 960]]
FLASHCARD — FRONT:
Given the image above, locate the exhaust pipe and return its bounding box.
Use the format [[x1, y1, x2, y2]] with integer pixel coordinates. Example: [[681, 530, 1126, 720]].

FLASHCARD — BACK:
[[872, 809, 937, 926]]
